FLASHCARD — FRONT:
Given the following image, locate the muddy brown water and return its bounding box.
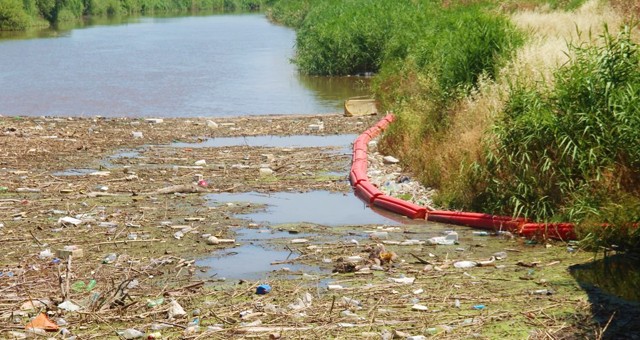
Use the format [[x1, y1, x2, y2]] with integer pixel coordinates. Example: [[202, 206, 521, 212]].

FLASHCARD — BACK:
[[0, 13, 368, 117]]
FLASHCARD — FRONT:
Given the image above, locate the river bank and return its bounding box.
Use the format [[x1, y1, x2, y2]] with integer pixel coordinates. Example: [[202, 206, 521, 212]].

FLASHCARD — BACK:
[[1, 113, 634, 339]]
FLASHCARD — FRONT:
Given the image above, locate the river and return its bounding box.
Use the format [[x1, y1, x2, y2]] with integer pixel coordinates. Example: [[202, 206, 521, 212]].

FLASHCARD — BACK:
[[0, 13, 368, 117]]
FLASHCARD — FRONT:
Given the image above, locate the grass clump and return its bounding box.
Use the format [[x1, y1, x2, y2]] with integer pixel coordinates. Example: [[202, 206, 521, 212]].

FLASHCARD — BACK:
[[476, 26, 640, 224]]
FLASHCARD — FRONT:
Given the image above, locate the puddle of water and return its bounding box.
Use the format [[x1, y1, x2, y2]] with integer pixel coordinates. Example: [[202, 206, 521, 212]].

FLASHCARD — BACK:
[[170, 134, 357, 152], [208, 191, 406, 226], [108, 150, 142, 159], [197, 243, 319, 281], [570, 254, 640, 302], [52, 168, 97, 176]]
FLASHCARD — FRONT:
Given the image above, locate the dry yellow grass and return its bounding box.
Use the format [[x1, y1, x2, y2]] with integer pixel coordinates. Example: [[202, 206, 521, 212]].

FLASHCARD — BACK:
[[507, 0, 625, 84]]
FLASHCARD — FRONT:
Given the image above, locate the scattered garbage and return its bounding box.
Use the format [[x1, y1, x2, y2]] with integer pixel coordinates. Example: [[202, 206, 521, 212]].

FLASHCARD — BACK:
[[472, 304, 485, 310]]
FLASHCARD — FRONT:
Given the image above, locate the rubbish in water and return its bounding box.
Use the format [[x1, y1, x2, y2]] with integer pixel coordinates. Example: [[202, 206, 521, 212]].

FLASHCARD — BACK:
[[388, 276, 416, 284], [206, 236, 235, 245], [427, 231, 458, 245], [473, 231, 490, 236], [147, 298, 164, 308], [194, 159, 207, 166], [58, 216, 83, 226], [119, 328, 145, 339], [454, 261, 477, 269], [56, 245, 83, 259], [472, 304, 485, 310], [131, 131, 143, 139], [493, 251, 508, 259], [259, 168, 275, 176], [531, 289, 553, 295], [168, 300, 187, 319], [38, 249, 53, 259], [382, 155, 399, 164], [197, 179, 208, 187], [412, 304, 428, 311], [455, 299, 460, 308], [103, 253, 117, 264], [16, 187, 41, 193], [58, 300, 81, 312], [290, 238, 308, 244], [256, 284, 272, 295], [25, 313, 59, 332]]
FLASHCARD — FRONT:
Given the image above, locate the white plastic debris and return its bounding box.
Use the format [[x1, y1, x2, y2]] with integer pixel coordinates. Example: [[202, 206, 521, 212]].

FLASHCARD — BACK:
[[412, 304, 428, 311], [38, 249, 53, 259], [58, 300, 81, 312], [388, 276, 415, 284], [207, 236, 235, 245], [131, 131, 143, 139], [427, 231, 458, 245], [453, 261, 478, 268], [194, 159, 207, 166], [168, 300, 186, 319], [382, 155, 400, 164], [58, 216, 83, 226], [120, 328, 145, 339], [290, 238, 309, 244], [206, 120, 219, 129]]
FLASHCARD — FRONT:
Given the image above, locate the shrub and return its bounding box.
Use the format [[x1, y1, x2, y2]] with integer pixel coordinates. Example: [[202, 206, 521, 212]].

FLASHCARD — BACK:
[[0, 0, 31, 30], [478, 26, 640, 221]]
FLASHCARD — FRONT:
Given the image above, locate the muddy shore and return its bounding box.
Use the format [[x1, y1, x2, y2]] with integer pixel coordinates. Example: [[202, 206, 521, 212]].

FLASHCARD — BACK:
[[0, 114, 635, 339]]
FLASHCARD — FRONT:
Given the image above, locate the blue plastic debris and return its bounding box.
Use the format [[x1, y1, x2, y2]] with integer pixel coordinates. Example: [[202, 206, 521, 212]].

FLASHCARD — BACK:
[[256, 284, 271, 295]]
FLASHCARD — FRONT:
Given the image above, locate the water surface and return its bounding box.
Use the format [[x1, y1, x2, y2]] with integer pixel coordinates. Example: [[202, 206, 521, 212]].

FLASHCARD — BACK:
[[0, 14, 368, 117]]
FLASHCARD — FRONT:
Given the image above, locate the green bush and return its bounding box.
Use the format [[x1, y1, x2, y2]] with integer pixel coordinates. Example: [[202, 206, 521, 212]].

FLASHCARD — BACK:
[[0, 0, 31, 30], [477, 26, 640, 222]]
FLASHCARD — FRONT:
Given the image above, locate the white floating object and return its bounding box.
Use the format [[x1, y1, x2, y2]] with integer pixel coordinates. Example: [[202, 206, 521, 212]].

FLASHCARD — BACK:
[[206, 120, 219, 129], [58, 300, 81, 312], [389, 277, 415, 284], [382, 156, 399, 164], [131, 131, 143, 139], [412, 304, 428, 311], [168, 300, 186, 319], [290, 238, 308, 244], [453, 261, 477, 268], [194, 159, 207, 166], [259, 168, 274, 176], [145, 118, 163, 124], [58, 216, 83, 226]]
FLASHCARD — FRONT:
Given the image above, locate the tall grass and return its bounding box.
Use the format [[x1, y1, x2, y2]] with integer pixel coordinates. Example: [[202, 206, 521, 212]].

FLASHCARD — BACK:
[[478, 26, 640, 223]]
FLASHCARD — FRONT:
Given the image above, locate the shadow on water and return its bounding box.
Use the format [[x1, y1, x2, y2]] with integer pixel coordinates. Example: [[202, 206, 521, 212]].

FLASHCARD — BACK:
[[570, 254, 640, 338]]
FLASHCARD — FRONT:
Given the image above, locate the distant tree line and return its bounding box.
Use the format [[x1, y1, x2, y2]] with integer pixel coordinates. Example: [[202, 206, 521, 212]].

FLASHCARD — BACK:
[[0, 0, 269, 30]]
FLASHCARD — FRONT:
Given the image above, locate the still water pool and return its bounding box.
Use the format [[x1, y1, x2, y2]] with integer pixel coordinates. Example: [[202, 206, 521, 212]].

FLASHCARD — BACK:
[[0, 13, 368, 117]]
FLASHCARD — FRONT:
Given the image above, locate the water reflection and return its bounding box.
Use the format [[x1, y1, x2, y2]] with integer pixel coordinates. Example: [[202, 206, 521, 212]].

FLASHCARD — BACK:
[[570, 254, 640, 337]]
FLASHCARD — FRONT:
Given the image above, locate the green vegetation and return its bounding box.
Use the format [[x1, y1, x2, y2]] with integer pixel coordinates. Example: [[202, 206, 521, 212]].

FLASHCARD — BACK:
[[269, 0, 639, 248], [0, 0, 268, 30], [478, 27, 640, 223]]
